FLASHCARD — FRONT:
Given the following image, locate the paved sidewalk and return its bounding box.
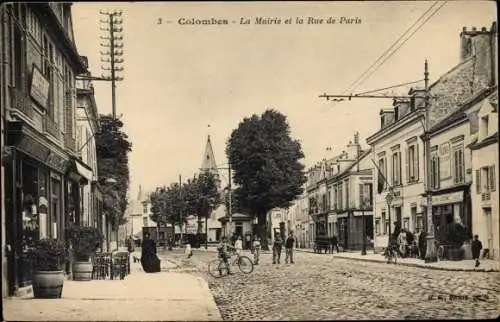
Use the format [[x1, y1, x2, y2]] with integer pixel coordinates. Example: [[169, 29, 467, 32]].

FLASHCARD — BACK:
[[3, 259, 221, 321], [296, 249, 500, 272]]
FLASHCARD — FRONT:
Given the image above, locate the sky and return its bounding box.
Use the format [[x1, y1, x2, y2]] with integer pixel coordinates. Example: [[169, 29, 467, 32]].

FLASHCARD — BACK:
[[71, 1, 497, 199]]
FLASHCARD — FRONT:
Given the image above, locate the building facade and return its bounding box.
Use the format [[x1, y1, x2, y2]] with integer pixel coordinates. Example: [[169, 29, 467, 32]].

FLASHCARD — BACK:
[[75, 61, 105, 243], [367, 22, 497, 253], [469, 90, 498, 261], [2, 3, 90, 296], [367, 97, 427, 251], [304, 133, 374, 251]]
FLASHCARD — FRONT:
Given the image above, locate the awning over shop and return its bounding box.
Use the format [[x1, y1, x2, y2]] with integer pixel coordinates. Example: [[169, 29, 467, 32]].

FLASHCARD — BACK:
[[66, 157, 94, 185]]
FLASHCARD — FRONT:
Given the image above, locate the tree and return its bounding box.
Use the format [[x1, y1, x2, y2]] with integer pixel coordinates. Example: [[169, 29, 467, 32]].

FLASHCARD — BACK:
[[184, 172, 222, 247], [149, 182, 189, 242], [226, 109, 307, 250], [95, 114, 132, 231]]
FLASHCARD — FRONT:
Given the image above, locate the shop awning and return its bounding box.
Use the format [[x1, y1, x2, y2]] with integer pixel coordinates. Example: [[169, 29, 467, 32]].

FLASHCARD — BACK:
[[66, 158, 94, 184]]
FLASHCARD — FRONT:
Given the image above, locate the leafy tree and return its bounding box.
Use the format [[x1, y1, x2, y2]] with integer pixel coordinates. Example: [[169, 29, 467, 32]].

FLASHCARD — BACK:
[[95, 114, 132, 231], [149, 182, 189, 241], [187, 172, 222, 236], [226, 109, 307, 250]]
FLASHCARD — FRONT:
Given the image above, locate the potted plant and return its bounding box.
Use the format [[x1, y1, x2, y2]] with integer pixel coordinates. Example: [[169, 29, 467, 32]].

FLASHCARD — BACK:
[[30, 238, 68, 298], [66, 225, 104, 281]]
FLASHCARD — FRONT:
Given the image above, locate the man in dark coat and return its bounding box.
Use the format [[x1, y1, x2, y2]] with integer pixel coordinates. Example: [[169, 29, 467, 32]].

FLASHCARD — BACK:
[[418, 231, 427, 260], [471, 235, 483, 267], [141, 233, 161, 273], [330, 235, 339, 253], [272, 234, 283, 264]]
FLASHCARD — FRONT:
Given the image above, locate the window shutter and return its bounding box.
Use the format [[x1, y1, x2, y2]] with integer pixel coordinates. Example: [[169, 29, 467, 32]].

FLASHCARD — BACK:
[[399, 152, 402, 185], [64, 89, 73, 135], [476, 169, 481, 194], [405, 148, 409, 183], [490, 166, 496, 192], [416, 144, 420, 182], [359, 184, 364, 207], [436, 157, 440, 189]]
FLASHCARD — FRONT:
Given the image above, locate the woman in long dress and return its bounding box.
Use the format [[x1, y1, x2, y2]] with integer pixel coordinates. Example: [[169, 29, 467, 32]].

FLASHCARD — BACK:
[[141, 233, 161, 273]]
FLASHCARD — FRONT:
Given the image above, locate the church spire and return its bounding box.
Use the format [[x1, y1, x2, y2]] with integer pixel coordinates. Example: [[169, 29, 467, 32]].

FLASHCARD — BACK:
[[200, 134, 220, 183]]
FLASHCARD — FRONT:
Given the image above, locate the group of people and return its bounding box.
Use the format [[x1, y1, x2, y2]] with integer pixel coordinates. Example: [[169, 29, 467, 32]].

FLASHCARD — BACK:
[[216, 231, 297, 273], [389, 227, 428, 259]]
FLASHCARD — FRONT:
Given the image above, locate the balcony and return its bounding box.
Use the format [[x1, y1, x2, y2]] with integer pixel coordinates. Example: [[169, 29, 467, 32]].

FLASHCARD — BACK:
[[65, 134, 76, 152], [9, 86, 33, 119], [43, 116, 60, 139]]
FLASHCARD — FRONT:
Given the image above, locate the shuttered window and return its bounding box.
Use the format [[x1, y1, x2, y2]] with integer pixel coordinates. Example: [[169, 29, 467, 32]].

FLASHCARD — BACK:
[[476, 169, 481, 194], [489, 166, 496, 192]]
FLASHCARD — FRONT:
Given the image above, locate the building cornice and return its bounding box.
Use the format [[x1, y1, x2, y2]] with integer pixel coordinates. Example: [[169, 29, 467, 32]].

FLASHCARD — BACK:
[[366, 110, 424, 145], [469, 132, 499, 150]]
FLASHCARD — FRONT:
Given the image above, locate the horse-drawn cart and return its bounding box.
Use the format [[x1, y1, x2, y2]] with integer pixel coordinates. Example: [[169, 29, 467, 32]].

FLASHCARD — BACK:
[[314, 235, 330, 253]]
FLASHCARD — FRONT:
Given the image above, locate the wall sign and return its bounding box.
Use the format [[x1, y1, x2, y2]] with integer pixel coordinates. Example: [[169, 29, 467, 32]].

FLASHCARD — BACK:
[[30, 64, 50, 110], [431, 191, 463, 206]]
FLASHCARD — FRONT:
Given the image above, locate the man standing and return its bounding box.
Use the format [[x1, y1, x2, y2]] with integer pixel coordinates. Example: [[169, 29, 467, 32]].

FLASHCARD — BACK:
[[471, 235, 483, 268], [285, 231, 296, 264], [272, 234, 283, 264]]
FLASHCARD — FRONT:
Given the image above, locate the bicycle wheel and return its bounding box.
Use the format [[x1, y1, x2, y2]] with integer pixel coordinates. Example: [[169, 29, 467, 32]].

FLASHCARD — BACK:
[[208, 259, 227, 278], [237, 256, 254, 274]]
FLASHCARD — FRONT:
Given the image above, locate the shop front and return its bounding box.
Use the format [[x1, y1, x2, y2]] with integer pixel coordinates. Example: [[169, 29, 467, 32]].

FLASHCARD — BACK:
[[430, 187, 472, 245], [5, 121, 68, 295]]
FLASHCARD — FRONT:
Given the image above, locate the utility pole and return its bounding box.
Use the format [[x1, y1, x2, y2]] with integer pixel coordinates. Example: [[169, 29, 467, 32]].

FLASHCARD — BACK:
[[99, 9, 124, 249], [179, 174, 183, 245], [423, 60, 437, 263], [99, 9, 124, 119], [228, 164, 232, 238]]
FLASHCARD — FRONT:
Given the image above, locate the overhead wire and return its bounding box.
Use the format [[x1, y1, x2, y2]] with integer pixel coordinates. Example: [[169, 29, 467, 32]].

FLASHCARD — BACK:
[[340, 1, 442, 95], [354, 79, 424, 96], [350, 1, 448, 92]]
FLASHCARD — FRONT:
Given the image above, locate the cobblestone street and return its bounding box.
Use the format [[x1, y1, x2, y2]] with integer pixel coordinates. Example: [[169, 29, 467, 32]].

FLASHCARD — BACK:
[[161, 248, 500, 320]]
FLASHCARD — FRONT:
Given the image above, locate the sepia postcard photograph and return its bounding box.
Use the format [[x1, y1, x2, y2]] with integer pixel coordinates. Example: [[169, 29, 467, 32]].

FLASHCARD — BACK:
[[1, 0, 499, 321]]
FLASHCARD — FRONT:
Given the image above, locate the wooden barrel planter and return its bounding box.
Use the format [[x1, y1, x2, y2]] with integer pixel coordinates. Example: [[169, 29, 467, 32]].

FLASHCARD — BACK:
[[32, 270, 65, 299], [72, 261, 93, 281]]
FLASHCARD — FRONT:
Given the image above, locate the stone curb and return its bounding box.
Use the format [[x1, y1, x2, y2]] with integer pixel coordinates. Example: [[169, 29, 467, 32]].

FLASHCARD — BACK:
[[295, 249, 500, 272]]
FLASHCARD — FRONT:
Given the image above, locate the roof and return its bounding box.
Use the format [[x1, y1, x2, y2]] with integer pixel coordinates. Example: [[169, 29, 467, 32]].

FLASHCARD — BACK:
[[428, 86, 497, 134]]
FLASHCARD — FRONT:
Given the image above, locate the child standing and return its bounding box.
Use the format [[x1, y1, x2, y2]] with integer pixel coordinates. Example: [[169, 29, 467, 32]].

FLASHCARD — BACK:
[[252, 235, 261, 265]]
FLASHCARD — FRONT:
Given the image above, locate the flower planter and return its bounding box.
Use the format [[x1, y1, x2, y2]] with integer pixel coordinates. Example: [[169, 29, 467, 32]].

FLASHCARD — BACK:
[[32, 270, 65, 299], [72, 261, 93, 281]]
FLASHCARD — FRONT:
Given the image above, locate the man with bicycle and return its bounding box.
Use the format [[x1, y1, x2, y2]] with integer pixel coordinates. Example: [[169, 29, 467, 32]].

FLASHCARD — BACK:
[[217, 237, 235, 275]]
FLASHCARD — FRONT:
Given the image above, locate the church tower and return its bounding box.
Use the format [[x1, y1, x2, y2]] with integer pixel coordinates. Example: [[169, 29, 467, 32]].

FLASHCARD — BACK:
[[200, 135, 221, 188]]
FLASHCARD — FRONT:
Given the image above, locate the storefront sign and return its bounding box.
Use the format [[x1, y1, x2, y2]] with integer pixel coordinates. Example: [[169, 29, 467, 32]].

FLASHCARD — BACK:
[[16, 135, 67, 173], [30, 65, 50, 109], [431, 191, 463, 206], [438, 142, 451, 179]]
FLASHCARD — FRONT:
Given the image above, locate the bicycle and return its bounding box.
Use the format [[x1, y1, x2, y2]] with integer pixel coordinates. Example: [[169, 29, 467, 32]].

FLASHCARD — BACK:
[[384, 244, 398, 264], [208, 251, 254, 278]]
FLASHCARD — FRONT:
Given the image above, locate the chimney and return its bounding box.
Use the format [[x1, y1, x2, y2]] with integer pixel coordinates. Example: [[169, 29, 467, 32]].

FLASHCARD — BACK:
[[380, 109, 395, 129], [346, 133, 360, 160]]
